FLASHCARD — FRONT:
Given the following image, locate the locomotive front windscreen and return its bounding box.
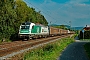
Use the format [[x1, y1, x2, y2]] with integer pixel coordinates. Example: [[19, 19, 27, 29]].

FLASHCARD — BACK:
[[21, 25, 30, 29], [19, 22, 31, 33], [21, 22, 31, 29]]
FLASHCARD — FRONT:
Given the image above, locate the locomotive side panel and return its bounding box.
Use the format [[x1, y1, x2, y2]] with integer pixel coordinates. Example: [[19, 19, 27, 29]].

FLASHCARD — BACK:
[[40, 26, 49, 35], [31, 25, 49, 38], [31, 25, 41, 34]]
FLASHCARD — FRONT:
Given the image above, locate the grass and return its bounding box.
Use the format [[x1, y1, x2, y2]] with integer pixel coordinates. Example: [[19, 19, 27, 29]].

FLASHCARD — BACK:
[[0, 39, 12, 44], [84, 43, 90, 59], [23, 35, 75, 60], [80, 39, 90, 40]]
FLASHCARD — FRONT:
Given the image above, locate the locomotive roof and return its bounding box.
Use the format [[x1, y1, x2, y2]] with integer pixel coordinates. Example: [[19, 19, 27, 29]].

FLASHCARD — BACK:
[[21, 22, 47, 27], [22, 22, 31, 25], [21, 22, 35, 25], [35, 24, 48, 27]]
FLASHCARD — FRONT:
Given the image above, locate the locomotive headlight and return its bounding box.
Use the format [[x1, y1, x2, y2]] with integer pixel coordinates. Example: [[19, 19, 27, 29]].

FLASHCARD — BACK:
[[20, 35, 23, 37]]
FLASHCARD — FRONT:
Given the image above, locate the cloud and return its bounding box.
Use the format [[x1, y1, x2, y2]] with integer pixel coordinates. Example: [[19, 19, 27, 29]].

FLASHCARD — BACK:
[[69, 0, 89, 3], [24, 0, 90, 26]]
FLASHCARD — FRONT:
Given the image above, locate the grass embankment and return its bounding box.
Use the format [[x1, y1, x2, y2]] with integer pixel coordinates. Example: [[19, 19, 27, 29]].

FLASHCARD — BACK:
[[84, 43, 90, 59], [23, 35, 75, 60]]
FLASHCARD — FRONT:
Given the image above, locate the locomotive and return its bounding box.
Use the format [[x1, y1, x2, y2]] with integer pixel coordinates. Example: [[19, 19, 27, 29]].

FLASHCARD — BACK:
[[18, 22, 73, 40]]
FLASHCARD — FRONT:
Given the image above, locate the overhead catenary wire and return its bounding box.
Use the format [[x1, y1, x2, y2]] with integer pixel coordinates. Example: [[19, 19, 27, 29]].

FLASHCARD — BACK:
[[39, 2, 72, 26], [24, 0, 71, 26], [24, 0, 59, 24]]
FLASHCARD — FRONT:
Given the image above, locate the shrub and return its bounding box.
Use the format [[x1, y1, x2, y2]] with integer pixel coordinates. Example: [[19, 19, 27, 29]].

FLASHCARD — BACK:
[[79, 31, 90, 39]]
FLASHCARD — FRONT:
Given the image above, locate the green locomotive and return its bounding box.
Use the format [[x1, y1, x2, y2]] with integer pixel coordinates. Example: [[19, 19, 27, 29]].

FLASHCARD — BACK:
[[19, 22, 49, 39]]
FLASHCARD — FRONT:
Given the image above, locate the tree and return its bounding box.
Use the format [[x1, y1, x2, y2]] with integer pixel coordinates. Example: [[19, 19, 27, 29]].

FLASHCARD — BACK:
[[0, 0, 48, 42]]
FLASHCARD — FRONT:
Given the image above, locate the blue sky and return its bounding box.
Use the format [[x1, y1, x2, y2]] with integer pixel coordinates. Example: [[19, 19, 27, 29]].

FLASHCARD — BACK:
[[24, 0, 90, 27]]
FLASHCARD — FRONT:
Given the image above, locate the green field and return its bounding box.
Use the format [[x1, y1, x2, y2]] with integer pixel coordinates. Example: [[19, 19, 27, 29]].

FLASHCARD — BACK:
[[23, 35, 75, 60], [84, 43, 90, 59]]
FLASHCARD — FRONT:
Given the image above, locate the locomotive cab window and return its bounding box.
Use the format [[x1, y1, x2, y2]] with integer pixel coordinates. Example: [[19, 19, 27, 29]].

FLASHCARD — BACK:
[[25, 26, 30, 29], [21, 26, 25, 29]]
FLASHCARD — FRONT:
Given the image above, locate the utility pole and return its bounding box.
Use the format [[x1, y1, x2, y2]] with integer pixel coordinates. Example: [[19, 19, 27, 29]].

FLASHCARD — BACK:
[[82, 29, 84, 40], [69, 21, 71, 30], [64, 21, 71, 30], [50, 21, 52, 26]]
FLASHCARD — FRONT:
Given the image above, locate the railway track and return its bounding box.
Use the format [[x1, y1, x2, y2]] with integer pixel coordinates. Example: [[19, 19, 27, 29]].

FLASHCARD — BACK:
[[0, 34, 73, 59]]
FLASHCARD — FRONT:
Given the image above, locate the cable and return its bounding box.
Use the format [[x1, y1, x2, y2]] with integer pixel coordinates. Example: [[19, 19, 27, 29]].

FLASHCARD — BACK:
[[24, 0, 59, 24]]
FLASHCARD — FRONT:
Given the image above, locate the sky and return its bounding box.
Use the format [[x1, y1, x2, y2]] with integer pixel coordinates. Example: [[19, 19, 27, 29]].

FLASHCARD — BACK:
[[23, 0, 90, 27]]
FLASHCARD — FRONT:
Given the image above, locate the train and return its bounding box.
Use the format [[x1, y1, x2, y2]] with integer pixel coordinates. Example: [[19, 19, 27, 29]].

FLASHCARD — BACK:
[[18, 22, 74, 40]]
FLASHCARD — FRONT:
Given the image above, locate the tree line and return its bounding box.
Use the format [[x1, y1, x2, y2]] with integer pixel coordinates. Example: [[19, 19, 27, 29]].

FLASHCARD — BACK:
[[0, 0, 48, 42]]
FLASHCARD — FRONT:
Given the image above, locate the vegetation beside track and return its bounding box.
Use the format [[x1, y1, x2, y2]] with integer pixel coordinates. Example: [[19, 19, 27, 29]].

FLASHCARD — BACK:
[[0, 0, 48, 43], [23, 35, 75, 60], [84, 43, 90, 59]]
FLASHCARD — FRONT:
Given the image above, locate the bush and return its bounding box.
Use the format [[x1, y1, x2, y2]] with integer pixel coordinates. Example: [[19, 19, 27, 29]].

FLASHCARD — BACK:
[[79, 31, 90, 39], [84, 43, 90, 59]]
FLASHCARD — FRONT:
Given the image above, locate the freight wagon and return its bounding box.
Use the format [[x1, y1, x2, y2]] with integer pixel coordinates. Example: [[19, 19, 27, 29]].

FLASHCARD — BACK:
[[60, 29, 69, 35], [49, 27, 60, 36]]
